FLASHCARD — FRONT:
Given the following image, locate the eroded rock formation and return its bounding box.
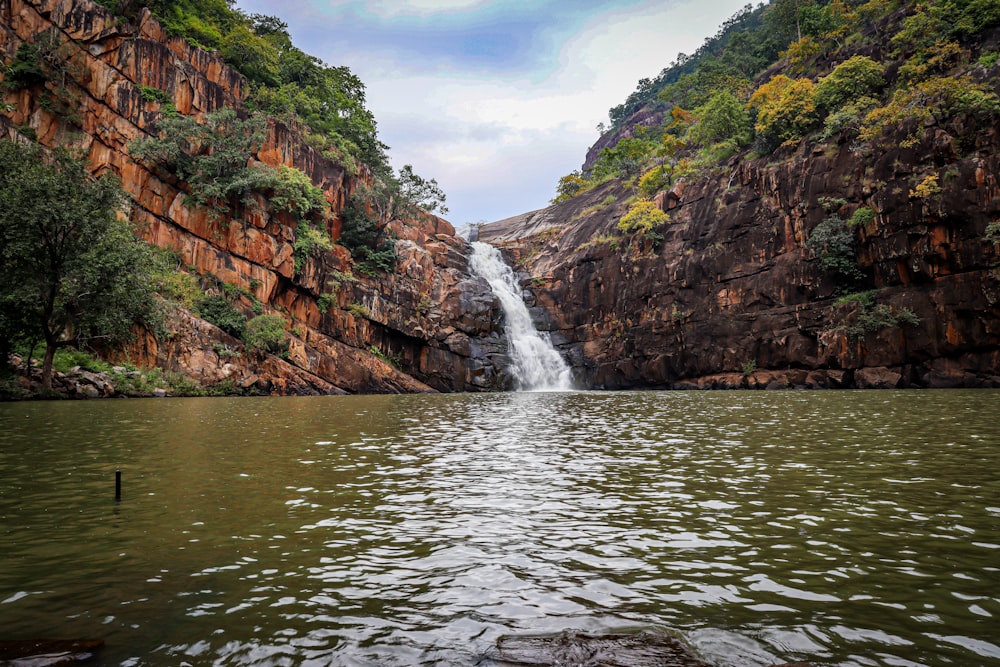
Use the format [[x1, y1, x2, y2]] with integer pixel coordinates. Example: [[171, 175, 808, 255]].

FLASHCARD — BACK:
[[480, 125, 1000, 389], [1, 0, 509, 394]]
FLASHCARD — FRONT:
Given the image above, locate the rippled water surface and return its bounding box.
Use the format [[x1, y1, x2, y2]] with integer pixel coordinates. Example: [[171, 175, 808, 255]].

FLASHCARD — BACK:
[[1, 391, 998, 666]]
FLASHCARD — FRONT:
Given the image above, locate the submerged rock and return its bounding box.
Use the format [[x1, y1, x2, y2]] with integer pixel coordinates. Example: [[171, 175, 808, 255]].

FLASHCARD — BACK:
[[488, 630, 713, 667]]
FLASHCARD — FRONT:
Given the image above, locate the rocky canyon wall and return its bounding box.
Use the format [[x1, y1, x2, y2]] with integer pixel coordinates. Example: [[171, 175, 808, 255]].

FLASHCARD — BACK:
[[480, 121, 1000, 390], [1, 0, 510, 394]]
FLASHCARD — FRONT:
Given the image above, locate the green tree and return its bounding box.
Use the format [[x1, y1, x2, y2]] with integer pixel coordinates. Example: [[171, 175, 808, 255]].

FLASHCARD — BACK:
[[339, 164, 447, 273], [592, 137, 656, 180], [553, 170, 589, 203], [131, 108, 271, 216], [748, 75, 819, 146], [805, 215, 864, 287], [244, 314, 287, 356], [690, 90, 752, 146], [0, 140, 157, 388], [814, 55, 885, 113]]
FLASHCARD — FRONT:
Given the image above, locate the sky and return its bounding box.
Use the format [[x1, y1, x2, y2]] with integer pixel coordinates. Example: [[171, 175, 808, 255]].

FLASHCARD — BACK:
[[233, 0, 754, 227]]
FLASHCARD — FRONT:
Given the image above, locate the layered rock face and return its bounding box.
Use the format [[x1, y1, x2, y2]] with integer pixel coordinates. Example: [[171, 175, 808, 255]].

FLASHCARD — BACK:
[[1, 0, 509, 394], [480, 127, 1000, 390]]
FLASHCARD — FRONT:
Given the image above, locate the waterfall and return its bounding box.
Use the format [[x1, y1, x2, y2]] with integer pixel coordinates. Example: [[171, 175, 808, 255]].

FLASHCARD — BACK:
[[469, 241, 574, 391]]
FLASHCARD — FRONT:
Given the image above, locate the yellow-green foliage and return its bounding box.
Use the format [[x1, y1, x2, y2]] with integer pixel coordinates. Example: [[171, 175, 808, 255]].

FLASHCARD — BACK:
[[748, 75, 818, 145], [814, 55, 885, 110], [637, 166, 671, 197], [618, 200, 669, 235], [909, 174, 942, 199], [782, 36, 822, 74], [860, 76, 1000, 144], [553, 171, 591, 203], [147, 247, 202, 309]]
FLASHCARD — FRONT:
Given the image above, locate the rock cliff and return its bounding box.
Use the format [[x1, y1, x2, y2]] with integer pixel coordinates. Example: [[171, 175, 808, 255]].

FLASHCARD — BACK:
[[480, 123, 1000, 390], [1, 0, 509, 394]]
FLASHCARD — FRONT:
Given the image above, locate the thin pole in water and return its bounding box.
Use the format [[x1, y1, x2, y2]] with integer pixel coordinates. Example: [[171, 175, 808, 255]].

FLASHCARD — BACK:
[[115, 469, 122, 502]]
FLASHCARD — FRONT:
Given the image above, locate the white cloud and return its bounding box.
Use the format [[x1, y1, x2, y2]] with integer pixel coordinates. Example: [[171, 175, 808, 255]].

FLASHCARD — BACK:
[[364, 0, 491, 16], [236, 0, 754, 224]]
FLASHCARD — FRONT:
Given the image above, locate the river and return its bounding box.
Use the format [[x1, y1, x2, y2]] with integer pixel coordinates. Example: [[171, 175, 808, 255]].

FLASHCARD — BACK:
[[1, 390, 998, 666]]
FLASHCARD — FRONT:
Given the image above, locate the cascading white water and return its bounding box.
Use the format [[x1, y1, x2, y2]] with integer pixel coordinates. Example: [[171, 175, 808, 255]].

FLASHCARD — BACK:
[[469, 241, 574, 391]]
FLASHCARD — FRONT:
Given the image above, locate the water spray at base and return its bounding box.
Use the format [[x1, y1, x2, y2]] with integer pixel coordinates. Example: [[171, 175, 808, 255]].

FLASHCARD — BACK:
[[468, 241, 573, 391]]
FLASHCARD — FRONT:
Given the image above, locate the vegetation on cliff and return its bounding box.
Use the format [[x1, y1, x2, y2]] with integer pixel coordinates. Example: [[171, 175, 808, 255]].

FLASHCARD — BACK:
[[0, 140, 159, 390], [499, 0, 1000, 389], [0, 0, 472, 398], [557, 0, 1000, 259], [92, 0, 389, 174]]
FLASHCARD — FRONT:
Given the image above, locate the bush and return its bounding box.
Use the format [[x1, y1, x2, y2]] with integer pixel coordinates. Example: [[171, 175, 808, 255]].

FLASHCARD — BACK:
[[150, 248, 202, 309], [848, 206, 875, 227], [618, 200, 669, 238], [820, 96, 878, 140], [196, 295, 246, 338], [5, 43, 46, 88], [814, 56, 885, 113], [806, 216, 864, 286], [689, 90, 751, 147], [748, 75, 818, 146], [293, 222, 334, 273], [244, 314, 286, 355], [860, 76, 1000, 145], [553, 171, 591, 203], [637, 166, 671, 197]]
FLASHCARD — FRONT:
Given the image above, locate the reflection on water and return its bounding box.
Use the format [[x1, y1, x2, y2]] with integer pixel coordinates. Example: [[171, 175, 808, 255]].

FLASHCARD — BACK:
[[1, 391, 998, 666]]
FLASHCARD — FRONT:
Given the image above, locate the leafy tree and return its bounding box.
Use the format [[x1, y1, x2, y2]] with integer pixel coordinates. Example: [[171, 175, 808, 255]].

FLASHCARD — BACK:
[[618, 200, 669, 236], [748, 75, 818, 147], [553, 170, 589, 203], [244, 314, 286, 356], [132, 109, 331, 226], [339, 164, 447, 273], [805, 215, 865, 287], [0, 140, 157, 388], [689, 90, 752, 147], [592, 137, 656, 180], [4, 42, 47, 88], [814, 55, 886, 113], [221, 24, 279, 86], [131, 108, 271, 216], [637, 166, 672, 197], [859, 75, 1000, 145], [195, 294, 246, 338], [397, 164, 448, 215]]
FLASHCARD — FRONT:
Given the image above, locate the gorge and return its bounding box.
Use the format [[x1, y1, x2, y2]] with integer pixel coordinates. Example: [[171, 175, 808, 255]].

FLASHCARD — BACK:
[[1, 0, 999, 396]]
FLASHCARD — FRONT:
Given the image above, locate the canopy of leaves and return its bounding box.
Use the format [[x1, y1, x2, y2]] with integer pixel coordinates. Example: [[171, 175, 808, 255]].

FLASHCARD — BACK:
[[131, 109, 330, 224], [130, 108, 271, 215], [814, 55, 885, 111], [0, 139, 158, 387], [806, 215, 865, 287], [749, 75, 819, 146], [618, 200, 669, 236], [244, 314, 287, 356], [689, 90, 752, 147], [860, 75, 1000, 144]]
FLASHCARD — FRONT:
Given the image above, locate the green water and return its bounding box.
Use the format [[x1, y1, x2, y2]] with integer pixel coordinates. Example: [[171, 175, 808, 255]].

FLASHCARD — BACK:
[[0, 390, 998, 666]]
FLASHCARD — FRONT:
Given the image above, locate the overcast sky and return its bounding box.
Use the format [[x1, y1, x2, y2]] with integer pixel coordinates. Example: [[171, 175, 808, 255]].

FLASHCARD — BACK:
[[233, 0, 753, 227]]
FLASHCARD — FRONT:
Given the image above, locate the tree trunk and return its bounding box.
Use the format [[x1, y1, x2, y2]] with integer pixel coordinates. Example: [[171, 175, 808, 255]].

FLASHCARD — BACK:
[[0, 336, 10, 378], [40, 341, 56, 390]]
